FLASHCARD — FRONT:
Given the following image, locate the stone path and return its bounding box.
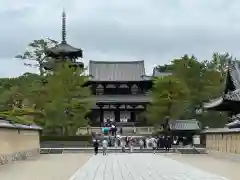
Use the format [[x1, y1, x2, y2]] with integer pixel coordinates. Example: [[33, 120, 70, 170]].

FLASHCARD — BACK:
[[70, 153, 228, 180], [0, 154, 91, 180], [169, 153, 240, 180]]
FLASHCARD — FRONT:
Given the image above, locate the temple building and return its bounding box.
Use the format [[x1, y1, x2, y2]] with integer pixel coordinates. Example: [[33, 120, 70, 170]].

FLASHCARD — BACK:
[[44, 11, 199, 129], [203, 60, 240, 128], [85, 60, 157, 126]]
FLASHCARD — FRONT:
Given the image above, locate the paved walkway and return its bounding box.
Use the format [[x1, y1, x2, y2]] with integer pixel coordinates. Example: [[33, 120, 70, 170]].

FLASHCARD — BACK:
[[0, 154, 91, 180], [169, 153, 240, 180], [70, 153, 228, 180]]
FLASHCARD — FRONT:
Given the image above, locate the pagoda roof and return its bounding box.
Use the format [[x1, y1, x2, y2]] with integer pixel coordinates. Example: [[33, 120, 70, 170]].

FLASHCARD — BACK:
[[45, 42, 83, 58], [203, 60, 240, 111], [89, 60, 149, 81]]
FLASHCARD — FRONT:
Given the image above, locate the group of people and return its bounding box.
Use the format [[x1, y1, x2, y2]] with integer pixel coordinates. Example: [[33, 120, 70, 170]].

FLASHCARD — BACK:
[[141, 136, 172, 152], [102, 122, 119, 136], [92, 135, 173, 155]]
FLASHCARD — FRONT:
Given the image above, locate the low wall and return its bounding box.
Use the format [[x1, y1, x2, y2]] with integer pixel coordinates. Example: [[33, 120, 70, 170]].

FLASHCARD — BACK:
[[202, 128, 240, 154], [0, 121, 42, 165]]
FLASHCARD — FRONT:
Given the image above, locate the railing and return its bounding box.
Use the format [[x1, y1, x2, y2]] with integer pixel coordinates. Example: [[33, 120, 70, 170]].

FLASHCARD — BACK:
[[76, 126, 155, 135]]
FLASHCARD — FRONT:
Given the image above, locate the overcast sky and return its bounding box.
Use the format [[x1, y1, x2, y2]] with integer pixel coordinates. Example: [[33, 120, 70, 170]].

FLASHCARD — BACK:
[[1, 0, 240, 77]]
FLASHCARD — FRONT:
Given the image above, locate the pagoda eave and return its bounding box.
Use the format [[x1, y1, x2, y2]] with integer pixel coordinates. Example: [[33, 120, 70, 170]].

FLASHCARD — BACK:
[[45, 43, 83, 59], [45, 50, 83, 59]]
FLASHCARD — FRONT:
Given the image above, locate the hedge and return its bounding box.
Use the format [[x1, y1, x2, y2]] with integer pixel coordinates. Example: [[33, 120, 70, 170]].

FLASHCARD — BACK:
[[40, 135, 92, 142]]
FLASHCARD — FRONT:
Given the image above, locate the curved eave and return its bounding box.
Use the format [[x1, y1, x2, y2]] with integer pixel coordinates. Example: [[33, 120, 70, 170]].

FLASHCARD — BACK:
[[203, 96, 240, 112], [203, 97, 223, 109], [45, 43, 83, 58]]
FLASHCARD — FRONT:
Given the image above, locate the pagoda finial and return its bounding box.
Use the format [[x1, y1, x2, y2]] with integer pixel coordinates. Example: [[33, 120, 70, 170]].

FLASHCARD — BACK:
[[62, 9, 66, 43]]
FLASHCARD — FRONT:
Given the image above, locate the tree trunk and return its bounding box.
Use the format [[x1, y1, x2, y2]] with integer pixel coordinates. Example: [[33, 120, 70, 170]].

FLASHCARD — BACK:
[[39, 65, 44, 76]]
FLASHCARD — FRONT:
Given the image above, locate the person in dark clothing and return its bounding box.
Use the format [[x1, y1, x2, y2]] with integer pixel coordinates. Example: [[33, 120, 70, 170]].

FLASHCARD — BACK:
[[143, 138, 146, 148], [108, 136, 112, 147], [167, 136, 171, 151], [119, 127, 123, 135], [125, 136, 129, 147], [157, 137, 161, 150], [160, 136, 164, 149], [93, 140, 99, 155], [164, 136, 169, 152]]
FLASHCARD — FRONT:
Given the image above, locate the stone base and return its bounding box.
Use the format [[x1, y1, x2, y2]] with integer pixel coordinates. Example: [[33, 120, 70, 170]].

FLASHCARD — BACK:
[[0, 149, 40, 165]]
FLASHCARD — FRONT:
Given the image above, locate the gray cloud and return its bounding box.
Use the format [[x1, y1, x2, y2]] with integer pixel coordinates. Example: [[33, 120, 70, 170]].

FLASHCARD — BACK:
[[1, 0, 240, 77]]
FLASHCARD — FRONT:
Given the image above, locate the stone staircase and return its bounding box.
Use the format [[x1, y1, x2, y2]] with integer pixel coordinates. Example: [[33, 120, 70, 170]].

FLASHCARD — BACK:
[[77, 126, 154, 136]]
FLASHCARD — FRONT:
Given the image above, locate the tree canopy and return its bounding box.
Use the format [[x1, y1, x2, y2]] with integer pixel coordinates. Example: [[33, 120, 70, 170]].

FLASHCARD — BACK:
[[148, 53, 231, 128], [0, 37, 234, 131], [147, 75, 190, 125]]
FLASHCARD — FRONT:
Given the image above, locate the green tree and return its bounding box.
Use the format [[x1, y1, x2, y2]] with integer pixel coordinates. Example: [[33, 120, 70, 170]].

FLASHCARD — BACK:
[[42, 63, 92, 135], [15, 39, 58, 75], [0, 73, 45, 124], [147, 75, 190, 125]]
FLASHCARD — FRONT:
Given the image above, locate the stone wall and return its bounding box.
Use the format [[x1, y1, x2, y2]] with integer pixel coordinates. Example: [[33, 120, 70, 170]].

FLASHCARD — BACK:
[[0, 122, 41, 165], [202, 128, 240, 154]]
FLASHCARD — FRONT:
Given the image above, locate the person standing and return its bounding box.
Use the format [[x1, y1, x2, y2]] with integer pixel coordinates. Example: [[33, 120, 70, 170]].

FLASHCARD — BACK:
[[93, 139, 99, 155], [129, 137, 134, 153], [111, 124, 115, 136], [119, 127, 123, 135], [143, 138, 146, 148], [102, 139, 108, 155], [152, 137, 157, 154], [139, 139, 144, 150], [121, 139, 126, 152]]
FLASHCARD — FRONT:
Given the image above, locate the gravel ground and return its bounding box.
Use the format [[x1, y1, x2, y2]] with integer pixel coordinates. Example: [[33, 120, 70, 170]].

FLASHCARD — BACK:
[[0, 154, 92, 180], [167, 153, 240, 180]]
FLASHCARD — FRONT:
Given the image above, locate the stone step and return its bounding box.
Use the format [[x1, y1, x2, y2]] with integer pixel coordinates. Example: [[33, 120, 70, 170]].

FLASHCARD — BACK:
[[40, 147, 206, 154], [177, 147, 206, 154]]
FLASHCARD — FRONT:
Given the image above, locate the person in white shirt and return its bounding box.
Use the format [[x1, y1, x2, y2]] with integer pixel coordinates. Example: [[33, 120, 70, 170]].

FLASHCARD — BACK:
[[102, 139, 108, 155], [129, 137, 134, 153], [120, 139, 126, 152], [146, 138, 149, 148], [139, 139, 144, 150]]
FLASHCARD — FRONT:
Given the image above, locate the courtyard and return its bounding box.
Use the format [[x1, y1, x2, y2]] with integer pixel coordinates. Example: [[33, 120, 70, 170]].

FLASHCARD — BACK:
[[0, 153, 239, 180]]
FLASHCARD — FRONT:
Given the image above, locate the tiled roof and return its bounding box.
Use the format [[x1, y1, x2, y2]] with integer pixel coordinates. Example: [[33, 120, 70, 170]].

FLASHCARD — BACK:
[[0, 118, 42, 130], [201, 128, 240, 134], [168, 119, 201, 131], [228, 60, 240, 90], [203, 97, 224, 109], [152, 67, 172, 77], [203, 60, 240, 109], [46, 42, 83, 58], [225, 119, 240, 128], [89, 61, 146, 81]]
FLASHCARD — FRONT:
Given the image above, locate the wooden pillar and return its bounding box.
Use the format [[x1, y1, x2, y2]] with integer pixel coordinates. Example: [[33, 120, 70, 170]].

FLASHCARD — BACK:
[[131, 105, 136, 122], [99, 105, 104, 126], [114, 105, 120, 122]]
